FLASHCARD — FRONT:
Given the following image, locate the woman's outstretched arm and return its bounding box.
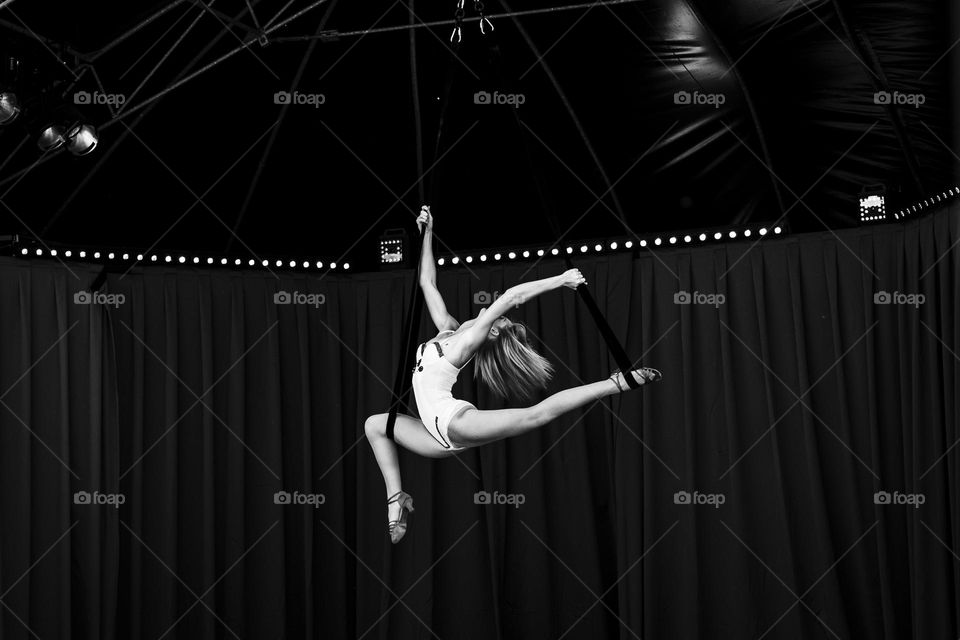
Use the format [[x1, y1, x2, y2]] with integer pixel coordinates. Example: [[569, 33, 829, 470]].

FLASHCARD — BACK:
[[417, 206, 459, 333], [450, 268, 586, 361]]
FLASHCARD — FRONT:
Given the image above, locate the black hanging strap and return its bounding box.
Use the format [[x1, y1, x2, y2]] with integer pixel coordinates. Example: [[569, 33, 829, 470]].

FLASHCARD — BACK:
[[385, 13, 462, 441], [486, 34, 640, 388]]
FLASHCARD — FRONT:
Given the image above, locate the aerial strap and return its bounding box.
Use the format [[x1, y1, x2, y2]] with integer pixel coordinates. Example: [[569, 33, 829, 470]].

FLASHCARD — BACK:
[[486, 31, 640, 388], [385, 4, 463, 440]]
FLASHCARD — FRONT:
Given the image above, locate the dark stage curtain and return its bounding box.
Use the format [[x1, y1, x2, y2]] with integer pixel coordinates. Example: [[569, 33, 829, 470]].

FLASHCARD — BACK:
[[0, 206, 958, 639]]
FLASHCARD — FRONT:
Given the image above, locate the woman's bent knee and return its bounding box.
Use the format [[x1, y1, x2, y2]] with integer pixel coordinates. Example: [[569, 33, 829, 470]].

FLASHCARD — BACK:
[[364, 413, 387, 439]]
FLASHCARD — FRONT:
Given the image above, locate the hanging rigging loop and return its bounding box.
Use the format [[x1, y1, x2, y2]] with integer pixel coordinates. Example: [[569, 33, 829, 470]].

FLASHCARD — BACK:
[[451, 0, 465, 42]]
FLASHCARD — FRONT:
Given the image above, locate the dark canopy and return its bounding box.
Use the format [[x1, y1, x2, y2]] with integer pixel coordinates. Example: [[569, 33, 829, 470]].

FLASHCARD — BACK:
[[0, 0, 956, 268]]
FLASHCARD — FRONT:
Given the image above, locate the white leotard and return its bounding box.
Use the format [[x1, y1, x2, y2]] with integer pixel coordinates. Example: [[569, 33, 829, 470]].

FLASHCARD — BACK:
[[411, 330, 475, 450]]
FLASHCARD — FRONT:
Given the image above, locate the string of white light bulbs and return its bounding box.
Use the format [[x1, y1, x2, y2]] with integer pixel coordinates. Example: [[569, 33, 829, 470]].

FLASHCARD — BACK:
[[16, 247, 350, 270], [436, 225, 785, 266]]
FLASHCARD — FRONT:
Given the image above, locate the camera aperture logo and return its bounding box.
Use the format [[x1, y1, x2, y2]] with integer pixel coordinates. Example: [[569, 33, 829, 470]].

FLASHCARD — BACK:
[[673, 490, 725, 509], [274, 490, 325, 508], [274, 290, 326, 307], [74, 90, 126, 107], [674, 90, 725, 108], [74, 290, 125, 308], [474, 90, 526, 108], [674, 290, 725, 308], [474, 490, 525, 509], [873, 490, 924, 509], [274, 91, 326, 107], [74, 490, 125, 508], [874, 291, 924, 308]]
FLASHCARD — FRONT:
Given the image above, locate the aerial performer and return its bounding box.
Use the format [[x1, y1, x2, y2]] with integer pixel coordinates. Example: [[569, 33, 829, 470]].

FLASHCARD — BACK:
[[364, 206, 662, 543]]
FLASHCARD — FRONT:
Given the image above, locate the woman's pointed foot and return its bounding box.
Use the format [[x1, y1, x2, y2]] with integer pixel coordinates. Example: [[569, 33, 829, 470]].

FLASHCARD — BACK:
[[387, 490, 414, 544], [609, 367, 662, 392]]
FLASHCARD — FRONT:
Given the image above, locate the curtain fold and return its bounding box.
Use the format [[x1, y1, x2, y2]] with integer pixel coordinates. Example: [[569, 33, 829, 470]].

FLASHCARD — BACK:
[[0, 205, 957, 639]]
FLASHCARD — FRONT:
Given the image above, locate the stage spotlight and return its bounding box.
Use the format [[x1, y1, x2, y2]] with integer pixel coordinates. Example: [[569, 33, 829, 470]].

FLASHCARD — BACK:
[[288, 260, 296, 268], [65, 124, 98, 156], [275, 260, 283, 267], [494, 253, 502, 260], [107, 252, 115, 259], [302, 261, 309, 268], [164, 255, 171, 262], [451, 257, 459, 264], [316, 261, 323, 268], [729, 231, 737, 238], [594, 244, 602, 252], [437, 258, 445, 265], [237, 259, 244, 266], [610, 242, 618, 250], [330, 262, 337, 269], [551, 248, 559, 255], [379, 228, 406, 267], [37, 124, 65, 152], [759, 227, 767, 235], [714, 232, 722, 240], [579, 245, 588, 253], [522, 250, 530, 258], [221, 258, 228, 265], [65, 250, 72, 257], [684, 235, 691, 243], [508, 251, 516, 259], [639, 240, 647, 247], [859, 185, 886, 223], [80, 251, 87, 258], [537, 249, 545, 256], [0, 91, 19, 125], [207, 257, 213, 264], [774, 226, 782, 234], [625, 241, 633, 249], [744, 230, 751, 237], [50, 249, 58, 257], [654, 238, 662, 246], [343, 263, 350, 270], [466, 256, 473, 263], [20, 248, 27, 255], [480, 254, 487, 261], [566, 247, 573, 254], [699, 233, 707, 241], [178, 256, 185, 263], [93, 251, 101, 258]]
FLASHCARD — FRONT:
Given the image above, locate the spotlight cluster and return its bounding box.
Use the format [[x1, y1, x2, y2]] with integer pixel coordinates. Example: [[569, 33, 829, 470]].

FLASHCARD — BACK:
[[0, 55, 99, 155], [893, 187, 960, 220], [15, 245, 350, 271], [435, 224, 784, 266]]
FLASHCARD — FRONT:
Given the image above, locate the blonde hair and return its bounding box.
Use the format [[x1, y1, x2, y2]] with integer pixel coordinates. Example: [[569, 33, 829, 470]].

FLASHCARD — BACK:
[[474, 322, 554, 400]]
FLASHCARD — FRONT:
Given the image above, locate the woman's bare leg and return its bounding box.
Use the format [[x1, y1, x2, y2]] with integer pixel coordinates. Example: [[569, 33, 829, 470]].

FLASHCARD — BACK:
[[449, 371, 652, 448], [364, 413, 459, 523]]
